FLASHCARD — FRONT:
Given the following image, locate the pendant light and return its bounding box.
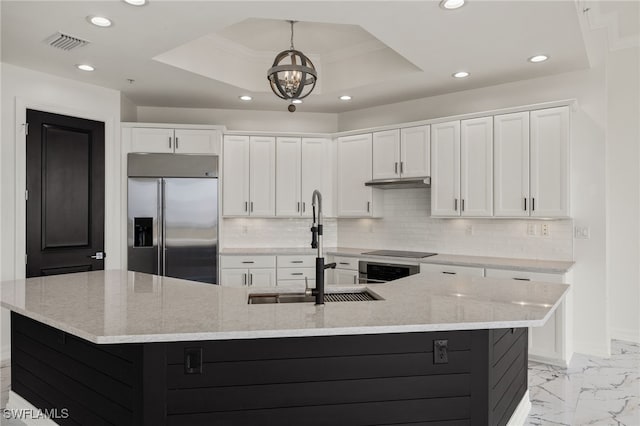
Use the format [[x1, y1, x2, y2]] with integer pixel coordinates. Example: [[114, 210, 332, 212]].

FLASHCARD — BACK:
[[267, 21, 317, 112]]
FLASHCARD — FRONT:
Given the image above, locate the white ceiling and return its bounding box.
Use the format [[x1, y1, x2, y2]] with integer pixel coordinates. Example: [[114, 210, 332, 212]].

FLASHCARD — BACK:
[[1, 1, 595, 113]]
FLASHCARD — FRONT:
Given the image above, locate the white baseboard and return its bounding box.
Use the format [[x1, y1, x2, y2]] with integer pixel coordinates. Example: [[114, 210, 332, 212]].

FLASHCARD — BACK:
[[506, 390, 531, 426], [5, 391, 61, 426], [610, 327, 640, 343], [529, 354, 570, 368]]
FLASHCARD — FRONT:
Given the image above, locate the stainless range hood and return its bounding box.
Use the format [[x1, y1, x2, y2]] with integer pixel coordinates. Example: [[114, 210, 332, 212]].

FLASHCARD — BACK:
[[364, 176, 431, 189]]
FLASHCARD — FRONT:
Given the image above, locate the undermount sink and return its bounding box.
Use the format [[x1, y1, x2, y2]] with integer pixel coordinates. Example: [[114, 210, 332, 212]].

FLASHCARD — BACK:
[[248, 288, 383, 305]]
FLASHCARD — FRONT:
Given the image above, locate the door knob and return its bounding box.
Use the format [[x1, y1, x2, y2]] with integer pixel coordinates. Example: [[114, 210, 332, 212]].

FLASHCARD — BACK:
[[89, 252, 105, 260]]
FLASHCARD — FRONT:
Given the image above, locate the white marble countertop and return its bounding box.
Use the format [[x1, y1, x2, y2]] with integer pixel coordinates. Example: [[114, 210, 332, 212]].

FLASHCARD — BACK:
[[1, 269, 569, 344], [221, 247, 574, 273]]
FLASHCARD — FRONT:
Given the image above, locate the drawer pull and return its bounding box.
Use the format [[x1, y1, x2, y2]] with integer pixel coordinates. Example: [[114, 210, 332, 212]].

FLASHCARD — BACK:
[[242, 261, 255, 264], [442, 271, 457, 275], [291, 261, 304, 264], [513, 277, 531, 281], [339, 262, 350, 265], [291, 273, 304, 276]]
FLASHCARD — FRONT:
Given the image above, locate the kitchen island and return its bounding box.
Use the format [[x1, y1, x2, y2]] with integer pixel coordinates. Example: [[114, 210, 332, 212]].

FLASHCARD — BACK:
[[1, 270, 568, 425]]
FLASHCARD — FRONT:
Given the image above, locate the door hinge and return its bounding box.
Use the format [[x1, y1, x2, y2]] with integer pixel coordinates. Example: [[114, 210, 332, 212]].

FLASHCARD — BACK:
[[25, 189, 29, 201], [24, 123, 29, 135]]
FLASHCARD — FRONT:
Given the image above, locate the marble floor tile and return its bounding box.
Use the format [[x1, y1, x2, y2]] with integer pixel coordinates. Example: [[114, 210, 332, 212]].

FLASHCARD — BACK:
[[527, 340, 640, 426]]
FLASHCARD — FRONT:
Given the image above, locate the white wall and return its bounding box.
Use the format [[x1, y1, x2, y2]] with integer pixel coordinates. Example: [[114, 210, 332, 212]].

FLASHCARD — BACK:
[[606, 46, 640, 343], [136, 106, 338, 133], [0, 63, 122, 360], [121, 94, 138, 122], [338, 189, 573, 260], [338, 66, 609, 357]]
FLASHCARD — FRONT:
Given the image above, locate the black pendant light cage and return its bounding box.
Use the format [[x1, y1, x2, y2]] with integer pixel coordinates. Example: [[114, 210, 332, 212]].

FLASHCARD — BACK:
[[267, 21, 317, 101]]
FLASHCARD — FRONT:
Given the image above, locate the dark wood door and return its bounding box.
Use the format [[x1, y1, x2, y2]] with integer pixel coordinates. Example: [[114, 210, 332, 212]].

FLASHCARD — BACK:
[[26, 109, 105, 277]]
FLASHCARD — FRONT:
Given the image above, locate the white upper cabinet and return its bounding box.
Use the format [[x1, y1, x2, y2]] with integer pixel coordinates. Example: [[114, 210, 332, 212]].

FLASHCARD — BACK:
[[372, 126, 430, 180], [494, 112, 530, 217], [372, 129, 401, 179], [130, 128, 174, 153], [430, 121, 461, 216], [249, 136, 276, 216], [460, 117, 493, 217], [301, 138, 331, 218], [530, 107, 570, 218], [276, 137, 302, 217], [131, 128, 220, 154], [401, 125, 430, 178], [222, 135, 250, 216], [174, 129, 221, 154], [337, 134, 376, 217]]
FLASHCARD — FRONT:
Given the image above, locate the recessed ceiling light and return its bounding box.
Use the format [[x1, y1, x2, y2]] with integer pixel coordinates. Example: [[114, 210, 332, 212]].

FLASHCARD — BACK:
[[528, 54, 549, 63], [88, 16, 112, 27], [123, 0, 147, 5], [76, 64, 95, 72], [440, 0, 465, 10], [291, 99, 303, 104], [339, 95, 352, 101], [239, 95, 252, 101], [452, 71, 470, 78]]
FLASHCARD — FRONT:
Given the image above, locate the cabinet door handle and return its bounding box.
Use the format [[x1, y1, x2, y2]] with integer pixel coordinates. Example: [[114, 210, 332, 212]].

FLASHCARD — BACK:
[[175, 137, 179, 149], [395, 162, 398, 174], [245, 201, 248, 212], [367, 201, 370, 212], [400, 162, 404, 173], [169, 137, 172, 149], [524, 198, 527, 211], [243, 273, 247, 285], [532, 198, 535, 212], [250, 202, 254, 212], [442, 271, 457, 275], [461, 199, 465, 212], [353, 275, 357, 284], [249, 273, 253, 286], [454, 198, 458, 211], [303, 202, 306, 213], [297, 202, 300, 212]]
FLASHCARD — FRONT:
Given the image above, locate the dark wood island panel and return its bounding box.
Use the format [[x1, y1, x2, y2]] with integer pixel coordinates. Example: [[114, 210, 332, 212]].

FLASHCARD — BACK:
[[11, 312, 527, 425]]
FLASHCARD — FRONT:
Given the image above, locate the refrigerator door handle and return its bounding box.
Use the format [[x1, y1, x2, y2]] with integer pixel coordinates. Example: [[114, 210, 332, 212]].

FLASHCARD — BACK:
[[157, 179, 163, 276], [161, 179, 167, 276]]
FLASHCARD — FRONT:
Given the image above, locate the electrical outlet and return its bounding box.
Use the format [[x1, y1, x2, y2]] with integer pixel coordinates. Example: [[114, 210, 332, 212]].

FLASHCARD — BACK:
[[527, 223, 537, 236], [433, 339, 448, 364], [541, 223, 550, 237], [574, 226, 590, 239]]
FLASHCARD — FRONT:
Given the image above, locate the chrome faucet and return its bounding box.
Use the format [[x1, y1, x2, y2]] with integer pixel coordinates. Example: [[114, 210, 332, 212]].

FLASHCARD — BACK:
[[308, 190, 336, 304]]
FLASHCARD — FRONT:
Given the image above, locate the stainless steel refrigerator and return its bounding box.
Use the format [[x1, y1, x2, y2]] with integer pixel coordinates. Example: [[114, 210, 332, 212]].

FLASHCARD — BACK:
[[127, 153, 218, 284]]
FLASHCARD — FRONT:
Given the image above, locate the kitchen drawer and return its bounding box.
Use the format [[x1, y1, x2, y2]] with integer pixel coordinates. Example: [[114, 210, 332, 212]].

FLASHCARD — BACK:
[[484, 268, 563, 283], [277, 255, 315, 268], [420, 263, 485, 277], [333, 256, 359, 271], [277, 267, 315, 281], [221, 255, 276, 269]]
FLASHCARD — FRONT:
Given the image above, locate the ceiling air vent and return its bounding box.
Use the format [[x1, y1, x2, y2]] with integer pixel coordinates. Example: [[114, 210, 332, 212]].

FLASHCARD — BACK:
[[45, 32, 90, 51]]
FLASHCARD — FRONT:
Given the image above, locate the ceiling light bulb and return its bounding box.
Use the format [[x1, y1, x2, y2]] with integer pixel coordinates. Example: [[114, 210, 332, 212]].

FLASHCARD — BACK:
[[291, 99, 303, 104], [239, 95, 252, 101], [89, 16, 112, 27], [528, 55, 549, 63], [339, 95, 352, 101], [123, 0, 147, 5], [77, 64, 95, 71], [452, 71, 470, 78], [440, 0, 465, 10]]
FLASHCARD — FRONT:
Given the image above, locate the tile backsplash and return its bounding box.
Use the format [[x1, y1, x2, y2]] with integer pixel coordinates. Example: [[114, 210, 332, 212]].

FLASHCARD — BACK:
[[223, 217, 338, 248], [337, 188, 573, 261]]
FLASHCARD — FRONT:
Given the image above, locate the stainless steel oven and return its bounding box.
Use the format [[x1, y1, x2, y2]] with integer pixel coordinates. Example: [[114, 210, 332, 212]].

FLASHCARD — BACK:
[[358, 260, 420, 284]]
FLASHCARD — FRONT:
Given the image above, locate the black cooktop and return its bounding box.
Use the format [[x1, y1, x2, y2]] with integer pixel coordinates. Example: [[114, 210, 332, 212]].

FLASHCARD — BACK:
[[361, 250, 437, 259]]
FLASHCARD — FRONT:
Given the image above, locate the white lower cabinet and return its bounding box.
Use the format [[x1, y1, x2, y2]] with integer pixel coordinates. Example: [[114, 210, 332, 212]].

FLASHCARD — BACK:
[[485, 268, 572, 366], [277, 255, 317, 290], [220, 256, 277, 288], [420, 263, 485, 277], [334, 269, 359, 285]]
